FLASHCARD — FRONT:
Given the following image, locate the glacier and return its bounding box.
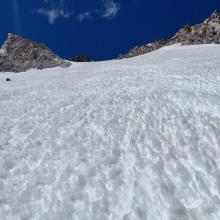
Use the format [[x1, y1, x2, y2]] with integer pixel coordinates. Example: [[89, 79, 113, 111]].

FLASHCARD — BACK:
[[0, 44, 220, 220]]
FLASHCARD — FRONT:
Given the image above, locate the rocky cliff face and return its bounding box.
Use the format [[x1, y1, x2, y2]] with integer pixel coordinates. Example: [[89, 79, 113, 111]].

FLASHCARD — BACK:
[[118, 10, 220, 59], [0, 33, 71, 72]]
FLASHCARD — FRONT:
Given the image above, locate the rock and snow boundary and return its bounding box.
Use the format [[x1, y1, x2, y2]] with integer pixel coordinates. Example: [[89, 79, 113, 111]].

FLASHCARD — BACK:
[[0, 44, 220, 220]]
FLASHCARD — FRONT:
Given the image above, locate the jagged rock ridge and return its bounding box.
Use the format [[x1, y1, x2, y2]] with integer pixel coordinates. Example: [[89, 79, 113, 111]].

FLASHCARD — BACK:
[[0, 33, 71, 73], [118, 10, 220, 59], [169, 10, 220, 45], [118, 39, 168, 59]]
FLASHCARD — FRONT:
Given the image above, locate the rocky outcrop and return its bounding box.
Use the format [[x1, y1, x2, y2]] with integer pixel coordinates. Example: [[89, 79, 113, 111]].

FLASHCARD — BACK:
[[118, 39, 168, 59], [0, 33, 71, 72], [168, 10, 220, 45], [67, 55, 91, 62], [118, 10, 220, 59]]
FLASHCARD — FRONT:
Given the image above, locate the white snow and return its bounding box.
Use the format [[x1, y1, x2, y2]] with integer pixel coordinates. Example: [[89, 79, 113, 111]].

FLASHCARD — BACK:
[[0, 44, 220, 220]]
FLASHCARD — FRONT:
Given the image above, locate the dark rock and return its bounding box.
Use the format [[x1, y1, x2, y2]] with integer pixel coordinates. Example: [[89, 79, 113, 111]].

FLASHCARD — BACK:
[[118, 10, 220, 59], [118, 39, 168, 59], [67, 56, 91, 62], [0, 33, 71, 73], [6, 78, 11, 81]]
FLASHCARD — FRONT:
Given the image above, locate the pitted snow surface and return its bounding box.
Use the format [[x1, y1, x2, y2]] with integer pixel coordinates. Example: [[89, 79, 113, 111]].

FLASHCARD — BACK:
[[1, 45, 220, 220]]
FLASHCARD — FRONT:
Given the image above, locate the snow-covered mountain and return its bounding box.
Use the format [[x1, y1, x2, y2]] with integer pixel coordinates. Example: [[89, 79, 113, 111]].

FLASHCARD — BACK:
[[1, 44, 220, 220]]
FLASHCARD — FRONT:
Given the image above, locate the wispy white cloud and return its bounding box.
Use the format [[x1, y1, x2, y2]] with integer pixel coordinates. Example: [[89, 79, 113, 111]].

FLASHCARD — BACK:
[[76, 12, 91, 23], [35, 0, 72, 24], [35, 0, 121, 24], [102, 0, 120, 18], [36, 8, 72, 24]]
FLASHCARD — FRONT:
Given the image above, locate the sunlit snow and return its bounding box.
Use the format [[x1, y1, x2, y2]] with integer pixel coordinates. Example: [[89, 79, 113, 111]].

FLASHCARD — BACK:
[[0, 44, 220, 220]]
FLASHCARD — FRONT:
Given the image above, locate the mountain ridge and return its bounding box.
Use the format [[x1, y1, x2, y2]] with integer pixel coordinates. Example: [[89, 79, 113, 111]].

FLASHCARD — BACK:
[[118, 10, 220, 59]]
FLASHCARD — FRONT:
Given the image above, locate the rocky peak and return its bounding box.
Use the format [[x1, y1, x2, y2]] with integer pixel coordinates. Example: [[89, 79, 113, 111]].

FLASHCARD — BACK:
[[1, 33, 22, 53], [0, 33, 71, 73], [210, 10, 220, 20], [118, 10, 220, 59], [170, 10, 220, 45]]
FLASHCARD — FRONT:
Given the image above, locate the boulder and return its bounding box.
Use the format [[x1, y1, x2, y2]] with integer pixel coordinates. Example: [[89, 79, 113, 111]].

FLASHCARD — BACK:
[[67, 56, 91, 62]]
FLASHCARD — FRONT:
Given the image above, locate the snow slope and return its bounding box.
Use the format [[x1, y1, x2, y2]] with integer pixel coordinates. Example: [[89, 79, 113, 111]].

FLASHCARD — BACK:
[[0, 44, 220, 220]]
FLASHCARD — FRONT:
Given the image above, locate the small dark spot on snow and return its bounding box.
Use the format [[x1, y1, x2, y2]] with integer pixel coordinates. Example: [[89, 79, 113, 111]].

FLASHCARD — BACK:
[[6, 78, 11, 81]]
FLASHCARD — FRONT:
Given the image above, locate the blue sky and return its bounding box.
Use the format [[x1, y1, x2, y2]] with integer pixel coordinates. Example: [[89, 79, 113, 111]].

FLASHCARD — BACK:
[[0, 0, 220, 60]]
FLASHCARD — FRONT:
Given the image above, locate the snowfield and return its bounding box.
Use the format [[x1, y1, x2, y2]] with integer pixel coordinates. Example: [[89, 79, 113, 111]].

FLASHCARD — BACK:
[[1, 44, 220, 220]]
